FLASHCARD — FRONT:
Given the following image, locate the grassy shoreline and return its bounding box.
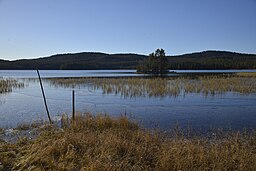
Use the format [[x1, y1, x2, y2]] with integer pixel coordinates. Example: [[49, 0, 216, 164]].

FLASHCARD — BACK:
[[1, 114, 256, 170]]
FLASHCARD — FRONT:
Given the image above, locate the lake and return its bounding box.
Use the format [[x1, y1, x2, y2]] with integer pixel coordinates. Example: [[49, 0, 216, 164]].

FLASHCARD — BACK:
[[1, 70, 256, 134], [1, 69, 256, 78]]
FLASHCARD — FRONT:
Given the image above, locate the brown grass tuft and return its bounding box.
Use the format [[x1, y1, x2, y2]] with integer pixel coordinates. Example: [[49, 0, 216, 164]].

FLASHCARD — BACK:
[[0, 114, 256, 170]]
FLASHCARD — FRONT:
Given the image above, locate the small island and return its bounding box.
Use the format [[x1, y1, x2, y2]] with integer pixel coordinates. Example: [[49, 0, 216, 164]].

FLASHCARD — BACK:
[[136, 48, 170, 76]]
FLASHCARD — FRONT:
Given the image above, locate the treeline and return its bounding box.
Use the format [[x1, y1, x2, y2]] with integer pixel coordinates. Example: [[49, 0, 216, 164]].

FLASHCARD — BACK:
[[0, 53, 145, 70], [0, 51, 256, 70], [168, 51, 256, 69]]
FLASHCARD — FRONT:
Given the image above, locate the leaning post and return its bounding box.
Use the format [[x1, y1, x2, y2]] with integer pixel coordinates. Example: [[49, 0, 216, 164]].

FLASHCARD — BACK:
[[37, 69, 52, 124]]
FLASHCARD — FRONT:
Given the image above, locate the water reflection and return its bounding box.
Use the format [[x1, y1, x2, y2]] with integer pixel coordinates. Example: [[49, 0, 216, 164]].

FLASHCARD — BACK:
[[0, 97, 5, 105]]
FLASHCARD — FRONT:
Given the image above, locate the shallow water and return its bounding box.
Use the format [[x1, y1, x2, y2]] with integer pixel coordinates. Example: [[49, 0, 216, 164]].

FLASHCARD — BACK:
[[0, 70, 256, 134]]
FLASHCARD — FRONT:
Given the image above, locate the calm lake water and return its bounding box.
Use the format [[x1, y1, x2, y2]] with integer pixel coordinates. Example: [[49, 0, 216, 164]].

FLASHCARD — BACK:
[[1, 70, 256, 134], [1, 69, 256, 78]]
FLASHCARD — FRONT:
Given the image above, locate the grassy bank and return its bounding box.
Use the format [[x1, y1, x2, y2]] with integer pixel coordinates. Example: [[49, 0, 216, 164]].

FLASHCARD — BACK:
[[47, 74, 256, 98], [1, 114, 256, 170]]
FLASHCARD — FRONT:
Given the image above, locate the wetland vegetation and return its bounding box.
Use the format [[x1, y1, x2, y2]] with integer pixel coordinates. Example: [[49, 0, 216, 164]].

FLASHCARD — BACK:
[[1, 72, 256, 170], [0, 79, 24, 94], [47, 73, 256, 98], [0, 114, 256, 170]]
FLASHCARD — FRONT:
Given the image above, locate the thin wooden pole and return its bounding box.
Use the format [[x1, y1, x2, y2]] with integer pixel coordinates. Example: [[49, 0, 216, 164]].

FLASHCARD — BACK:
[[72, 90, 75, 122], [37, 70, 52, 124]]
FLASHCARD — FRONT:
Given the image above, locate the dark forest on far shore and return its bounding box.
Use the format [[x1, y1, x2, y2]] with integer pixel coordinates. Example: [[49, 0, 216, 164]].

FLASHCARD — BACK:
[[0, 50, 256, 70]]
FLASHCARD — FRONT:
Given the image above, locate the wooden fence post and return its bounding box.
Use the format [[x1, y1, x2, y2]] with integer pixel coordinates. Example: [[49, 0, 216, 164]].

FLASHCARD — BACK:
[[37, 70, 52, 124], [72, 90, 75, 122]]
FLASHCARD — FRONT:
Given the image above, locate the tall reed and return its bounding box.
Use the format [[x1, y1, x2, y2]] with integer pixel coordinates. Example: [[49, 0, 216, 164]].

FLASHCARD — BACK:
[[0, 79, 24, 94], [47, 75, 256, 98]]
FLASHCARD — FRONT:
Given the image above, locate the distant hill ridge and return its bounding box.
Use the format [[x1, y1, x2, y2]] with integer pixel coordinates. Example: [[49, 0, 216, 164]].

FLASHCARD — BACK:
[[0, 50, 256, 70]]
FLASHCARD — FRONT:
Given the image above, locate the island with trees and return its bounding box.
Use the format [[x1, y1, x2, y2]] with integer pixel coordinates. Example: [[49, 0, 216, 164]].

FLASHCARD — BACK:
[[136, 48, 169, 76]]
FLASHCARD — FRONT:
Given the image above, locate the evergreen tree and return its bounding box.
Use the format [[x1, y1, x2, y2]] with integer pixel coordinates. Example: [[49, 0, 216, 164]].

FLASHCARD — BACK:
[[137, 48, 169, 76]]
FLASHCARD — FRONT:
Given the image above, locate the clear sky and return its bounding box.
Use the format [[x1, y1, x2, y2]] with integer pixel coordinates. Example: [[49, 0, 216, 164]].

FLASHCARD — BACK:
[[0, 0, 256, 60]]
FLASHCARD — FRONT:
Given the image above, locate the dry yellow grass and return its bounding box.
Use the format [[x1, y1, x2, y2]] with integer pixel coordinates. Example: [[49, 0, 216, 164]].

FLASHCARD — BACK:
[[1, 114, 256, 171], [0, 79, 24, 94], [236, 72, 256, 77], [47, 75, 256, 98]]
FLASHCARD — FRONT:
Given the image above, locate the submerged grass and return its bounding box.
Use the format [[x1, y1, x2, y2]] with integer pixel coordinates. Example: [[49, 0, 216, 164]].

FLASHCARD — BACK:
[[48, 74, 256, 98], [1, 114, 256, 170], [0, 79, 24, 94]]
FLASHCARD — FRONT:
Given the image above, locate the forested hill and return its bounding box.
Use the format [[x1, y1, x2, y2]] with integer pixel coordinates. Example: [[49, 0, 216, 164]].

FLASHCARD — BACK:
[[0, 53, 146, 70], [0, 51, 256, 70], [169, 51, 256, 69]]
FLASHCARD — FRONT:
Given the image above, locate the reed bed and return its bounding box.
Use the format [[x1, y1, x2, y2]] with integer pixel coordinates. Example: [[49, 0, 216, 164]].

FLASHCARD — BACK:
[[48, 75, 256, 98], [236, 72, 256, 78], [0, 114, 256, 170], [0, 79, 24, 94]]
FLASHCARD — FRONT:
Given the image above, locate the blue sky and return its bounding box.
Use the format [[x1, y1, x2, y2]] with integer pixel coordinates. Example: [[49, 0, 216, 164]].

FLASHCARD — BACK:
[[0, 0, 256, 60]]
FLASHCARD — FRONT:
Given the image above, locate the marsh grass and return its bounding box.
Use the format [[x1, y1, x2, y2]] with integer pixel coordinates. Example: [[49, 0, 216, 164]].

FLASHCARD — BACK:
[[0, 114, 256, 171], [183, 75, 256, 95], [236, 72, 256, 78], [48, 75, 256, 98], [0, 79, 24, 94]]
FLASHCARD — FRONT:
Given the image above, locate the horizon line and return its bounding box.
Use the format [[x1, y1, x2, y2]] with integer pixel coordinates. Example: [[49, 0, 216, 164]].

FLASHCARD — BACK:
[[1, 49, 256, 61]]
